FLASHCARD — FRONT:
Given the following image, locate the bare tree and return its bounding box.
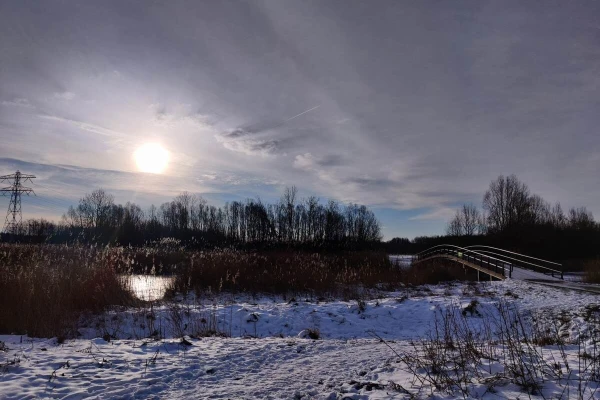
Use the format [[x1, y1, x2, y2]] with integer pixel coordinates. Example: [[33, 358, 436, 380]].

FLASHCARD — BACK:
[[446, 212, 463, 236], [548, 203, 566, 228], [280, 186, 297, 242], [63, 205, 83, 228], [446, 204, 483, 236], [568, 207, 596, 230], [462, 204, 482, 235], [78, 189, 115, 228], [173, 192, 195, 230], [483, 175, 531, 233], [54, 186, 384, 247], [526, 194, 551, 225]]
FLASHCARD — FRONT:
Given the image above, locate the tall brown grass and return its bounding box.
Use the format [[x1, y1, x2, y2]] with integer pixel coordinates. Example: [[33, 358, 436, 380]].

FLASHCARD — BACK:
[[0, 244, 134, 338], [0, 245, 405, 336], [0, 243, 478, 338], [584, 259, 600, 283], [408, 259, 480, 285], [171, 250, 403, 297]]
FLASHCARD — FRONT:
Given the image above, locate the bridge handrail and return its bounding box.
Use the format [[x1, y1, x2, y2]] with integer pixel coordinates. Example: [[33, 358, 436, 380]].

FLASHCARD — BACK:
[[416, 244, 503, 262], [464, 249, 562, 276], [416, 244, 474, 257], [418, 249, 508, 268], [415, 244, 563, 280], [464, 245, 562, 267], [415, 244, 511, 277]]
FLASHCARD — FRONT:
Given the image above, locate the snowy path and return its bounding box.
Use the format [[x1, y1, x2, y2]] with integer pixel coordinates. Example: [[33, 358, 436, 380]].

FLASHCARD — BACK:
[[510, 265, 562, 281], [1, 336, 405, 400], [2, 280, 599, 399], [510, 266, 600, 294]]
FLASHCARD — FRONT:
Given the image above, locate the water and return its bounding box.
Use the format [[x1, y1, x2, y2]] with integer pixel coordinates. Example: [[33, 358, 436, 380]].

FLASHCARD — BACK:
[[389, 254, 414, 269], [121, 275, 175, 301]]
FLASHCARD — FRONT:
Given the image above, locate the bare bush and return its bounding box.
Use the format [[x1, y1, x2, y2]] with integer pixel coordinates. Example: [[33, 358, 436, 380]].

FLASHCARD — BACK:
[[171, 249, 402, 297], [391, 302, 600, 398], [0, 244, 135, 337], [446, 204, 484, 236], [401, 259, 478, 286], [584, 259, 600, 284]]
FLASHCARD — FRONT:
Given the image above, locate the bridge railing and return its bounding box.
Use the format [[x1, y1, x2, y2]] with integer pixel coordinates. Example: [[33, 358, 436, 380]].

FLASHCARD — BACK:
[[415, 244, 510, 278], [414, 244, 563, 280], [464, 245, 563, 280]]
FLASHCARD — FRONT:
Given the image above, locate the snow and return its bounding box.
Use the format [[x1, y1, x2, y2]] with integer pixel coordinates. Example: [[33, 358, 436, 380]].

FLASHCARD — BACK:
[[509, 265, 563, 281], [1, 280, 599, 399], [0, 336, 403, 399]]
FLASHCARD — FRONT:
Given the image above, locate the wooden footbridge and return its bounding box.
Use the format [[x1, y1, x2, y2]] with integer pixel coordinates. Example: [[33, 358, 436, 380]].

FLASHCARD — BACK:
[[412, 244, 563, 281]]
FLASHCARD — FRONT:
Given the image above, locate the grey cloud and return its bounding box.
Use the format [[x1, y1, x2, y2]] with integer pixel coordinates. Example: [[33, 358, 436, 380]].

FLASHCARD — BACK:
[[225, 120, 285, 138], [225, 129, 248, 139], [1, 98, 33, 108], [0, 157, 278, 214], [53, 92, 75, 101], [317, 155, 346, 167], [38, 115, 125, 140], [218, 104, 321, 155], [218, 136, 280, 156], [344, 177, 397, 188], [152, 104, 169, 121], [293, 153, 346, 169], [1, 1, 600, 236], [410, 207, 457, 221], [217, 119, 290, 155], [150, 104, 213, 129]]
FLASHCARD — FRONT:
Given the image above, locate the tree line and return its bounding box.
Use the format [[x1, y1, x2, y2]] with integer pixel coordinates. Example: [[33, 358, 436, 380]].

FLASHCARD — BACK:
[[3, 186, 382, 249], [387, 174, 600, 264]]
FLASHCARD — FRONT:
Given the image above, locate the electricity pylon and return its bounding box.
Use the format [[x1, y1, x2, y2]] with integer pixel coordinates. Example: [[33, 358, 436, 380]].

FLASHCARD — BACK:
[[1, 171, 36, 234]]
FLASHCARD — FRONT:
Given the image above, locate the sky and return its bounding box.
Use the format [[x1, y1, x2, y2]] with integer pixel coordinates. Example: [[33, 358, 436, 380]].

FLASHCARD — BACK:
[[0, 1, 599, 239]]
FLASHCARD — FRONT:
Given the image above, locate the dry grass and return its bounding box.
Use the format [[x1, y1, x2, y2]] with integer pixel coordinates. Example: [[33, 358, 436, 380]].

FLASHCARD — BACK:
[[109, 248, 479, 296], [0, 244, 405, 336], [387, 301, 600, 398], [0, 244, 135, 338], [401, 259, 479, 286], [584, 259, 600, 283], [171, 249, 403, 297], [0, 243, 478, 338]]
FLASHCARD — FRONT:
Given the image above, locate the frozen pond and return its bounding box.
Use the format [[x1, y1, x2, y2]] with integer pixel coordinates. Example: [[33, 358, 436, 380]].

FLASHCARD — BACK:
[[389, 254, 413, 269], [121, 275, 175, 301]]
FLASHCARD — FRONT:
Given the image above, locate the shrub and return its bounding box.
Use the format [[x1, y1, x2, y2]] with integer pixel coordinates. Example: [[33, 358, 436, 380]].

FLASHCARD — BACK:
[[402, 258, 478, 285], [584, 259, 600, 283], [306, 328, 320, 340], [0, 244, 135, 337], [171, 249, 402, 297], [381, 302, 600, 398]]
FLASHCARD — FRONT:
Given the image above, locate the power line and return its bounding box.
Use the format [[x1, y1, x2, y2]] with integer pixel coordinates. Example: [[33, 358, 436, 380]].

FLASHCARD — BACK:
[[31, 182, 66, 197], [29, 183, 75, 209], [26, 196, 69, 215], [0, 170, 36, 233]]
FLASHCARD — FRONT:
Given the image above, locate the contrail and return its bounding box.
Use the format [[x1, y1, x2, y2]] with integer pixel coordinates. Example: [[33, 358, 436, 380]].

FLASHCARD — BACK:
[[285, 105, 320, 122]]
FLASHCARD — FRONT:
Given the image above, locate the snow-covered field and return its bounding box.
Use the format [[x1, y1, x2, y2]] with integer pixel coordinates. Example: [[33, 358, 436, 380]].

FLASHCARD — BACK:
[[1, 279, 599, 399]]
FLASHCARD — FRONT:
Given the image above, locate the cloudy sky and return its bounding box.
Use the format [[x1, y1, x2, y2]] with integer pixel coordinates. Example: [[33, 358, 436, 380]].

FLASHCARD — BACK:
[[1, 1, 599, 239]]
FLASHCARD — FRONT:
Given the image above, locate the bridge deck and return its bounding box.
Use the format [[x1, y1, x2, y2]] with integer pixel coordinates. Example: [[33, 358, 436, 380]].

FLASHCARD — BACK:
[[413, 254, 506, 280], [410, 245, 600, 294]]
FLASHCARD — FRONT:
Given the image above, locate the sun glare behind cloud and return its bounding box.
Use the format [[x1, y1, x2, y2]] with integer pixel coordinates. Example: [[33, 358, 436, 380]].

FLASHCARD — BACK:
[[134, 143, 169, 174]]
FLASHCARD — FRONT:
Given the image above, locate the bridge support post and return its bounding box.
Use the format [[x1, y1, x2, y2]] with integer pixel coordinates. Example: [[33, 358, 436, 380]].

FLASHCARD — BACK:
[[477, 270, 480, 282]]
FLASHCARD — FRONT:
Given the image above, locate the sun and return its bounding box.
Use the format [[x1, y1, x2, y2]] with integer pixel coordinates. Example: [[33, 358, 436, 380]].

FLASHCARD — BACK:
[[134, 143, 169, 174]]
